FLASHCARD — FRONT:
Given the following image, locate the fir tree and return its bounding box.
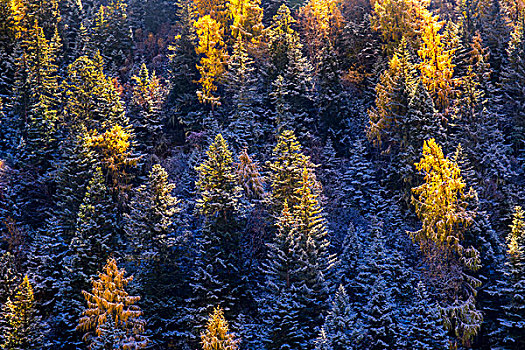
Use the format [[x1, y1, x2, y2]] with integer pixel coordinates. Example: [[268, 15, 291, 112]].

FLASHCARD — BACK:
[[87, 0, 133, 77], [236, 149, 264, 200], [77, 258, 147, 349], [1, 275, 42, 350], [130, 64, 167, 158]]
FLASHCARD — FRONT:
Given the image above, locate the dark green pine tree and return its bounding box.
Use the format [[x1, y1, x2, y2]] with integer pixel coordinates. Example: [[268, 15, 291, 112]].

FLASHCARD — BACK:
[[490, 206, 525, 349], [124, 164, 181, 347], [398, 79, 444, 190], [315, 285, 359, 350], [405, 281, 449, 349], [224, 38, 263, 150], [167, 0, 200, 132], [86, 0, 133, 77], [186, 134, 249, 346], [335, 224, 361, 290], [501, 15, 525, 161], [130, 63, 167, 159], [10, 22, 60, 171], [268, 129, 317, 216], [259, 201, 307, 350]]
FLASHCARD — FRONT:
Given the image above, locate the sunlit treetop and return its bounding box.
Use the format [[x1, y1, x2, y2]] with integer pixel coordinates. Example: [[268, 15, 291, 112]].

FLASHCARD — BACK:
[[228, 0, 264, 44], [507, 206, 525, 257]]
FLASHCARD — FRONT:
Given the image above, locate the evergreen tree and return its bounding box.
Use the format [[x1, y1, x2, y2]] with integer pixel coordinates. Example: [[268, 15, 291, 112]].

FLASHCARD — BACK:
[[236, 149, 264, 200], [316, 285, 358, 350], [501, 15, 525, 159], [77, 258, 147, 349], [268, 129, 317, 215], [187, 134, 248, 344], [490, 206, 525, 349], [87, 0, 133, 77], [1, 275, 42, 350], [130, 64, 167, 158]]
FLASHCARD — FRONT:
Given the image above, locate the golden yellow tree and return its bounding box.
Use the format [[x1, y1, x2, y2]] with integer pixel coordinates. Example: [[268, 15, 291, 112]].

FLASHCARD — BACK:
[[200, 307, 238, 350], [228, 0, 263, 44], [77, 258, 147, 349], [85, 124, 139, 197], [298, 0, 344, 62], [417, 13, 456, 112], [371, 0, 430, 54], [411, 138, 482, 347], [194, 0, 229, 26], [194, 14, 228, 107]]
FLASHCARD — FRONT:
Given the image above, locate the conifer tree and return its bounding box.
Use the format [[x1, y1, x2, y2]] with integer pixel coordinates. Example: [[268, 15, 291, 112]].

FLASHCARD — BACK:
[[130, 64, 167, 157], [411, 138, 483, 347], [77, 258, 147, 349], [87, 0, 133, 76], [194, 15, 228, 107], [201, 307, 238, 350], [167, 0, 200, 131], [1, 275, 42, 350], [501, 15, 525, 158], [417, 11, 456, 112], [228, 0, 263, 45], [187, 134, 248, 344], [224, 38, 262, 149], [62, 53, 130, 133], [316, 285, 358, 350], [236, 149, 264, 200], [490, 206, 525, 349], [268, 129, 317, 215]]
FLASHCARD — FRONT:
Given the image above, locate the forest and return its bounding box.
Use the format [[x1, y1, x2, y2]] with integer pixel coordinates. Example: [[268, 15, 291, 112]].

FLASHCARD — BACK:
[[0, 0, 524, 349]]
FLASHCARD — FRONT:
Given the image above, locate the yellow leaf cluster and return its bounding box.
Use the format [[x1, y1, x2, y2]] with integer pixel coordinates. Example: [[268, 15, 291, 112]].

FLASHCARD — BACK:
[[417, 13, 456, 112], [411, 138, 473, 256], [78, 258, 146, 348], [507, 206, 525, 256], [228, 0, 263, 43], [194, 15, 228, 106], [201, 307, 238, 350]]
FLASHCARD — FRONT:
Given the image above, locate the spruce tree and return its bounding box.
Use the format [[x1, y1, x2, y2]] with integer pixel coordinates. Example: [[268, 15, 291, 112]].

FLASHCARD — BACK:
[[187, 134, 248, 345]]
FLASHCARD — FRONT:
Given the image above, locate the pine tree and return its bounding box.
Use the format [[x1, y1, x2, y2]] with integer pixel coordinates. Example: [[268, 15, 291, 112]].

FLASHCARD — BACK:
[[490, 206, 525, 349], [77, 258, 147, 349], [501, 15, 525, 158], [62, 53, 130, 133], [201, 307, 238, 350], [224, 38, 263, 149], [187, 134, 248, 344], [167, 0, 200, 131], [405, 281, 449, 349], [259, 201, 308, 350], [268, 129, 317, 215], [1, 275, 42, 350], [87, 0, 133, 77], [316, 285, 358, 350], [130, 64, 167, 158]]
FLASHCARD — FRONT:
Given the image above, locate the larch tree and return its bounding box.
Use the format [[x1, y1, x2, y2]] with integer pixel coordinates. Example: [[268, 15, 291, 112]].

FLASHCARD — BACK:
[[417, 12, 457, 113], [0, 275, 42, 350], [77, 258, 147, 350], [228, 0, 264, 45], [193, 0, 229, 27], [194, 14, 228, 107], [370, 0, 430, 54], [236, 149, 264, 200], [411, 138, 483, 347], [201, 307, 238, 350]]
